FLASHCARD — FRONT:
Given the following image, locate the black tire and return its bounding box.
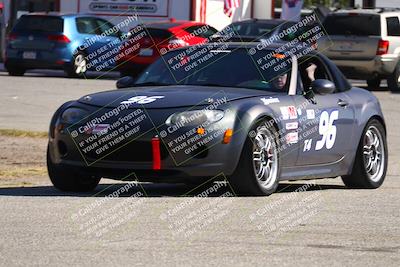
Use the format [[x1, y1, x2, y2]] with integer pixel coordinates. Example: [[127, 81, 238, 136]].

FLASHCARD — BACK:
[[366, 78, 381, 89], [229, 119, 281, 196], [387, 63, 400, 92], [119, 70, 132, 77], [342, 119, 387, 189], [47, 146, 100, 192], [65, 52, 88, 78], [120, 68, 143, 78], [6, 67, 25, 76]]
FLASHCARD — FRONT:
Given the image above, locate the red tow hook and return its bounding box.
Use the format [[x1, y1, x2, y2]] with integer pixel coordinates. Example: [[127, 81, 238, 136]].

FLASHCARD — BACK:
[[152, 136, 161, 170]]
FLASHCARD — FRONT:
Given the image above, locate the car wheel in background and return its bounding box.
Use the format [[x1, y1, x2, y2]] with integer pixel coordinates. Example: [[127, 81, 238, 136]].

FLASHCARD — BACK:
[[366, 78, 381, 89], [5, 65, 26, 76], [342, 119, 387, 189], [65, 52, 88, 78], [387, 63, 400, 92], [229, 119, 280, 196], [47, 146, 100, 192]]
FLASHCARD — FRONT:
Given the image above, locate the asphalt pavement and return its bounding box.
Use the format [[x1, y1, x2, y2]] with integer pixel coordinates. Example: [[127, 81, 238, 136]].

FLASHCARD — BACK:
[[0, 67, 399, 266]]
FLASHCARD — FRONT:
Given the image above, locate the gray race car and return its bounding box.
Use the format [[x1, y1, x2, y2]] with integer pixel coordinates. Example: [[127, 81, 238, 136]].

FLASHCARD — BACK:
[[47, 43, 388, 196]]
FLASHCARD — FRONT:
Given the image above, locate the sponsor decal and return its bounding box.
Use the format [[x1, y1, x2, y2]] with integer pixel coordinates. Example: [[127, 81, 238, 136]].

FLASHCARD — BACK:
[[286, 122, 299, 130], [85, 124, 110, 135], [306, 109, 315, 120], [260, 97, 280, 105], [280, 106, 297, 120], [297, 108, 302, 116], [288, 106, 297, 119], [280, 107, 290, 120], [286, 132, 299, 144]]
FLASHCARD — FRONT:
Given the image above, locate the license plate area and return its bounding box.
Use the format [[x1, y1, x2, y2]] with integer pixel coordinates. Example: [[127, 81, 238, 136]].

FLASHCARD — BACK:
[[23, 51, 37, 59], [139, 48, 153, 57]]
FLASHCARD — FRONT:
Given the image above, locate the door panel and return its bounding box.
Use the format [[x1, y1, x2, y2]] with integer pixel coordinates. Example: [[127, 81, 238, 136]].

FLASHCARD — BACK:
[[294, 92, 355, 166]]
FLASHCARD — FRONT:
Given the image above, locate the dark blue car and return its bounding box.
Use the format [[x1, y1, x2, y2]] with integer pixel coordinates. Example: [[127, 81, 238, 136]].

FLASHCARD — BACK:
[[5, 13, 124, 77]]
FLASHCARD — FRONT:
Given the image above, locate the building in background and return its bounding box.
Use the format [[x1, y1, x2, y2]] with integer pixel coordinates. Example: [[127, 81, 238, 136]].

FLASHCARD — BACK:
[[0, 0, 275, 31]]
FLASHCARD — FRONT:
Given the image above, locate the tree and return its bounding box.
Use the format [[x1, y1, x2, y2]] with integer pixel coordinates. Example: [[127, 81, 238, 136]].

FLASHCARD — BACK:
[[275, 0, 352, 8]]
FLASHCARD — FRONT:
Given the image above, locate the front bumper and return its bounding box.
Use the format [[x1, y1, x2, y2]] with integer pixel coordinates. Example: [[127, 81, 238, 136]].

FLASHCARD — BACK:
[[48, 106, 244, 181]]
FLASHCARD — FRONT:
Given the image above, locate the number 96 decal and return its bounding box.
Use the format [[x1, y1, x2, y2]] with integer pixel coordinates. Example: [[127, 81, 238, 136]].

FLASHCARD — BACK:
[[315, 110, 339, 151]]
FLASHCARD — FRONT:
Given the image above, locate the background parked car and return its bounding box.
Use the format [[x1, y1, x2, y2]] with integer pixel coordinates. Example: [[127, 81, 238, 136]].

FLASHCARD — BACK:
[[318, 8, 400, 92], [5, 13, 124, 77], [211, 18, 314, 42], [116, 20, 217, 77]]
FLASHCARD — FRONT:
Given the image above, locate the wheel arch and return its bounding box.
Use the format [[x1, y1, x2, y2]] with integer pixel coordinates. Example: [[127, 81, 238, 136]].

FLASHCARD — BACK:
[[229, 107, 282, 176], [369, 115, 387, 135], [347, 114, 387, 175]]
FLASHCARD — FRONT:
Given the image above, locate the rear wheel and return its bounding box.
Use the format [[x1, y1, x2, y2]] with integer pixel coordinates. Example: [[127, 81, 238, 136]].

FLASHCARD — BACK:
[[47, 146, 100, 192], [387, 63, 400, 92], [342, 119, 387, 189], [65, 52, 88, 78], [6, 66, 25, 76], [229, 120, 280, 196], [366, 78, 381, 89]]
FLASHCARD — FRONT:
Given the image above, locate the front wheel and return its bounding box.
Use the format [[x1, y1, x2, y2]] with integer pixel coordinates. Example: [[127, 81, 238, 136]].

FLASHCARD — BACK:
[[229, 120, 280, 196], [47, 146, 100, 192], [342, 119, 387, 189]]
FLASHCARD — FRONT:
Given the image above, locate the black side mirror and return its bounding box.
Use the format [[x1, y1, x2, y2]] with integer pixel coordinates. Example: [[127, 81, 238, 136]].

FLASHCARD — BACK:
[[116, 76, 135, 89], [310, 79, 336, 95]]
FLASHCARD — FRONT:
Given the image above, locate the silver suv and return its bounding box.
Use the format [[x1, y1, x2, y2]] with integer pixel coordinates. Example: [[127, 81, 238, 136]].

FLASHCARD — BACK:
[[318, 8, 400, 92]]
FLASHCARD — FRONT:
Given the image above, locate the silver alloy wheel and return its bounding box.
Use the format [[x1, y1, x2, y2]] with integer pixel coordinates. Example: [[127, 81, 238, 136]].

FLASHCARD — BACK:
[[363, 125, 385, 182], [74, 54, 87, 74], [252, 126, 278, 189]]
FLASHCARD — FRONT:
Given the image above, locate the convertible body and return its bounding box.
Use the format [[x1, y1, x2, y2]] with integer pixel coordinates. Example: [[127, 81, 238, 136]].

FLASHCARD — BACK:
[[48, 43, 387, 195]]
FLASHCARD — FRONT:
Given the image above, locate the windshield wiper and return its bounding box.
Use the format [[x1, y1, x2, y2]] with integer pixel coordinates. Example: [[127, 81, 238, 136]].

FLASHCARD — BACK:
[[190, 83, 235, 88], [134, 82, 174, 87]]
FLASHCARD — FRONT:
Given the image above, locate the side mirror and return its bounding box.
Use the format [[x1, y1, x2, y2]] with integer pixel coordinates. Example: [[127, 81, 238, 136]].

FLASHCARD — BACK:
[[310, 79, 336, 95], [116, 76, 135, 89]]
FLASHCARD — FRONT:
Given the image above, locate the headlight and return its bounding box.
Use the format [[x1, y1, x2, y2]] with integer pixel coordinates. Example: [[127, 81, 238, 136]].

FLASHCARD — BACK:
[[166, 110, 224, 126], [60, 107, 88, 124]]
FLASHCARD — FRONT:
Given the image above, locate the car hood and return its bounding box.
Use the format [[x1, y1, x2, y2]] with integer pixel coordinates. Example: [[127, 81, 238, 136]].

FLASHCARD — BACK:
[[77, 85, 281, 109]]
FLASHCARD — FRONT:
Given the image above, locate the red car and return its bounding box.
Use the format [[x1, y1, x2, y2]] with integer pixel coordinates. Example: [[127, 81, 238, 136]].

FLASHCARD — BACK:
[[117, 20, 218, 76]]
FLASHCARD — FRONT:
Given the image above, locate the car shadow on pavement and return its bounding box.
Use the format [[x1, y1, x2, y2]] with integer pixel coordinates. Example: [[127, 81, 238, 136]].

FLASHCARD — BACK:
[[0, 182, 347, 197]]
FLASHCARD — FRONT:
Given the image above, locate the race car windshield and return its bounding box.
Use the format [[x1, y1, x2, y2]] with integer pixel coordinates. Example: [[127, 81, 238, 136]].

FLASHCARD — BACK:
[[135, 48, 292, 92]]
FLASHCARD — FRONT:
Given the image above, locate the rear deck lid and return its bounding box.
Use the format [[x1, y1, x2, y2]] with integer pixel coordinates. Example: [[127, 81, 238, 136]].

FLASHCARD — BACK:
[[10, 15, 65, 51], [318, 14, 381, 60]]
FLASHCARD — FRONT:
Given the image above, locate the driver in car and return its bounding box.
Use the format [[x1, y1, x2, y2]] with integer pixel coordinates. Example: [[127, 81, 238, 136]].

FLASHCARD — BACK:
[[272, 73, 288, 90]]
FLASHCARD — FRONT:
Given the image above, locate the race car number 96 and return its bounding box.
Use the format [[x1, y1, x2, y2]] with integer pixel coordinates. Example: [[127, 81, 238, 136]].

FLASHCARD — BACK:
[[315, 110, 339, 151], [121, 96, 165, 105]]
